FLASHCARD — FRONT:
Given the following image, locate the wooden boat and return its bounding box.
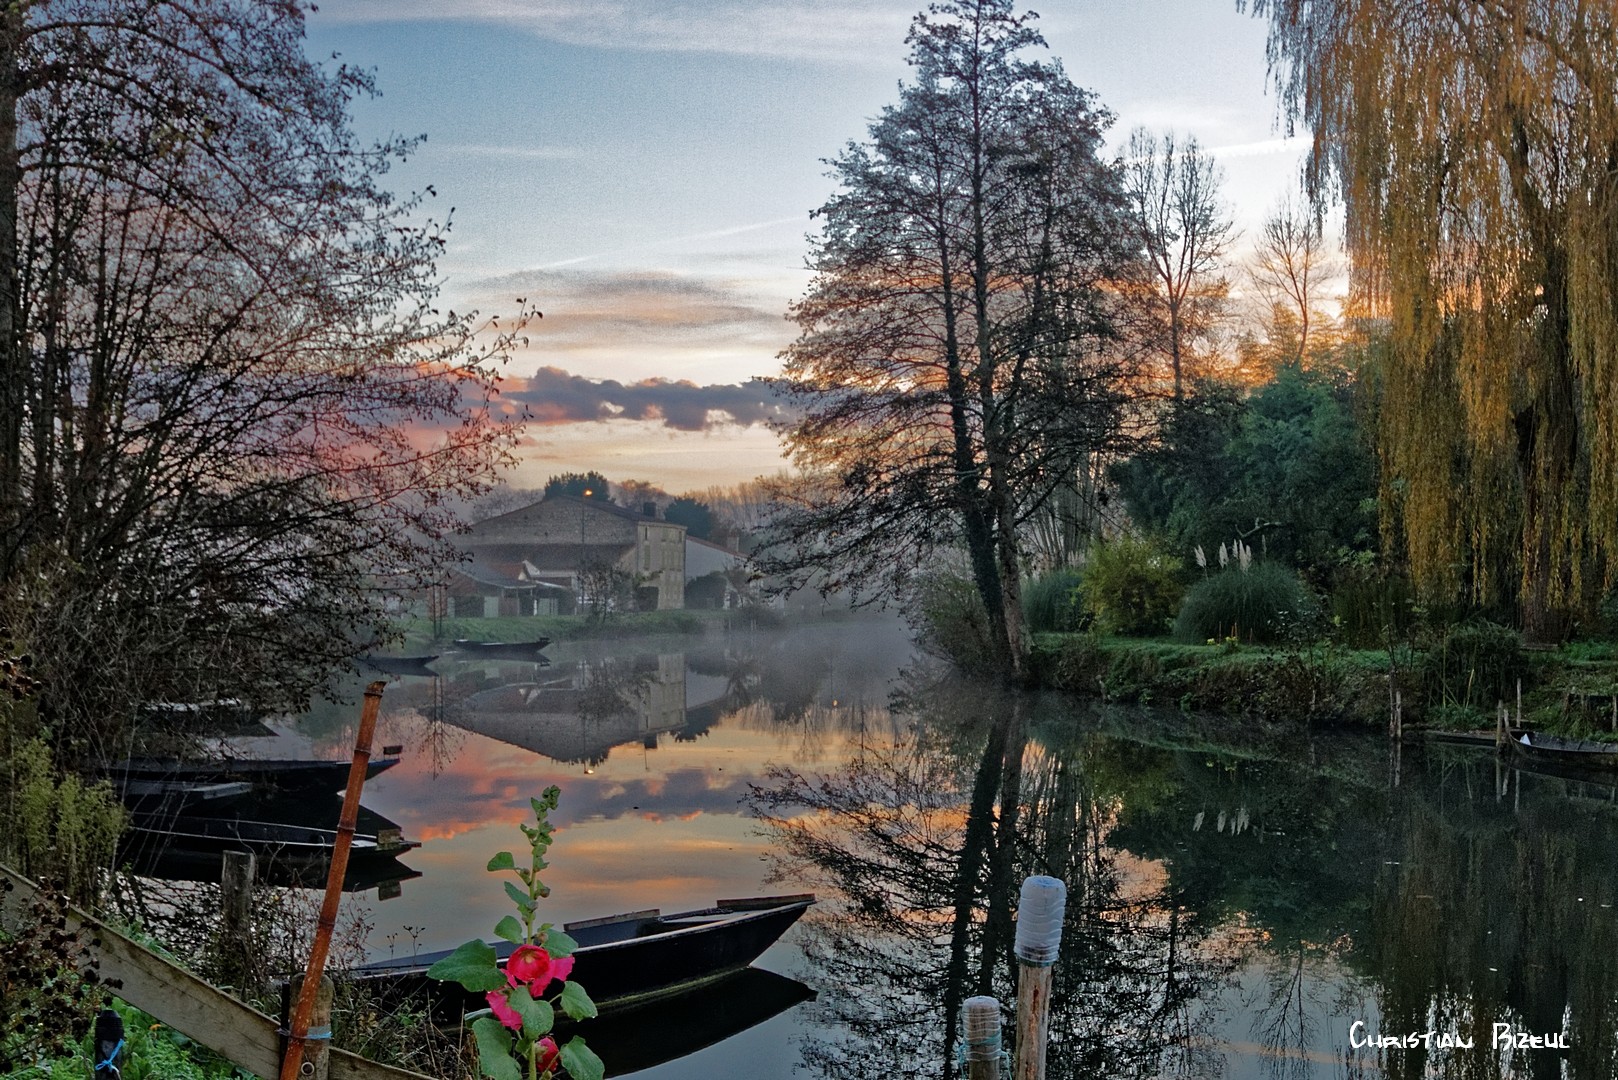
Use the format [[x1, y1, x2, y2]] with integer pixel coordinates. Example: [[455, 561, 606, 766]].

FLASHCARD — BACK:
[[104, 755, 400, 795], [123, 813, 419, 868], [114, 778, 252, 813], [343, 893, 814, 1016], [1509, 731, 1618, 772], [450, 638, 551, 661], [360, 654, 440, 677]]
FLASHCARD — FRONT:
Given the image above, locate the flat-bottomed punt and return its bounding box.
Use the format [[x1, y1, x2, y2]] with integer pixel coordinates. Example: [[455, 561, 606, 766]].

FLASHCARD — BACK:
[[1509, 731, 1618, 774], [344, 894, 814, 1015]]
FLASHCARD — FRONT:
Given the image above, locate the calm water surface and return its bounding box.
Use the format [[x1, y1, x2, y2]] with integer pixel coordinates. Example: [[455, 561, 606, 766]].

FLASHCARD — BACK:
[[271, 619, 1618, 1080]]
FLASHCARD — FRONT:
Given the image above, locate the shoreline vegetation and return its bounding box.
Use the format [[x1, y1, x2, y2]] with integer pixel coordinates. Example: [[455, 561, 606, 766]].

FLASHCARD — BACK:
[[1025, 631, 1618, 738]]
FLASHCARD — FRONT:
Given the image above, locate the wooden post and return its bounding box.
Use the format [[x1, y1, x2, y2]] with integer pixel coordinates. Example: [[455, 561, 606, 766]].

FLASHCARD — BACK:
[[284, 975, 333, 1080], [1393, 691, 1402, 741], [1516, 678, 1522, 730], [1013, 876, 1065, 1080], [220, 850, 256, 993], [1496, 702, 1506, 751], [281, 681, 385, 1080], [962, 995, 1002, 1080]]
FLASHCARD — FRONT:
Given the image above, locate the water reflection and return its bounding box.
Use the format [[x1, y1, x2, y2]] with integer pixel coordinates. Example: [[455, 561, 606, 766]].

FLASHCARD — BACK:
[[282, 624, 1618, 1079], [749, 681, 1227, 1080]]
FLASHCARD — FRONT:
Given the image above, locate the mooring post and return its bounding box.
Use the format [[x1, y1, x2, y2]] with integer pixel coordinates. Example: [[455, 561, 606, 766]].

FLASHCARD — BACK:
[[93, 1007, 123, 1079], [961, 996, 1003, 1080], [281, 680, 385, 1080], [1496, 702, 1506, 751], [1516, 678, 1522, 730], [1014, 875, 1065, 1080], [284, 974, 333, 1080], [220, 850, 256, 993]]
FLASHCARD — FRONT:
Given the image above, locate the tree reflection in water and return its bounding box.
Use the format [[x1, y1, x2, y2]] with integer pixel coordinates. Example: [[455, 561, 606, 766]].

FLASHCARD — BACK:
[[748, 675, 1226, 1080]]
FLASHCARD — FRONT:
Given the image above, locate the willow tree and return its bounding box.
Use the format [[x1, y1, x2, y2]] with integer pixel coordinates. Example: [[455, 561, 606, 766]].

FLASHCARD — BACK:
[[1246, 0, 1618, 638], [762, 0, 1143, 679]]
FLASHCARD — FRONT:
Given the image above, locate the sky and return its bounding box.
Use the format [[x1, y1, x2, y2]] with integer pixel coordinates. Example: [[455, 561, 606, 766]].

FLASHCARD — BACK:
[[308, 0, 1311, 493]]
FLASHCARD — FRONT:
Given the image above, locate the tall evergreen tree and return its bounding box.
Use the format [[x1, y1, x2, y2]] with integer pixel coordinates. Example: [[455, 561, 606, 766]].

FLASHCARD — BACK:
[[762, 0, 1144, 678]]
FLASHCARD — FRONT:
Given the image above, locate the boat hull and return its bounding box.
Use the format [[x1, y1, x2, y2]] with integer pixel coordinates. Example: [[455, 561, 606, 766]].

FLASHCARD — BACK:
[[344, 896, 813, 1017]]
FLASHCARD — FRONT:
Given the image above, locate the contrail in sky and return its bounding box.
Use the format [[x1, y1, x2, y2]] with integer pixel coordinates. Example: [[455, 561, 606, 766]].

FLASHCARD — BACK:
[[539, 216, 807, 269]]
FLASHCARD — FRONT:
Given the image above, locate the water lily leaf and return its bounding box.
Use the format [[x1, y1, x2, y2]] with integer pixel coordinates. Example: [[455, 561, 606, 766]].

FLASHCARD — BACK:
[[559, 980, 597, 1020], [503, 880, 536, 914], [507, 986, 555, 1040], [559, 1036, 604, 1080], [425, 940, 504, 992], [542, 929, 577, 958], [486, 851, 515, 872], [470, 1017, 521, 1080], [492, 916, 525, 945]]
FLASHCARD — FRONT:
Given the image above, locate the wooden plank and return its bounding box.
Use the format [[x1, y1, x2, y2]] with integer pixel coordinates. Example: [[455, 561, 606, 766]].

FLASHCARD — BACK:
[[1, 865, 437, 1080]]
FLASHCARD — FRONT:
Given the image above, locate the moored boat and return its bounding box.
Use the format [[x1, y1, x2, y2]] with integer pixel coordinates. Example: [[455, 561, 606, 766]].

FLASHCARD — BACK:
[[450, 638, 551, 660], [1509, 731, 1618, 772], [342, 893, 814, 1016], [103, 755, 401, 795]]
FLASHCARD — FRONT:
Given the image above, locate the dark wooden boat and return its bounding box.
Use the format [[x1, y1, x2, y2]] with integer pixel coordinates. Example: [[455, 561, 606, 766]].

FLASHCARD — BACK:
[[361, 654, 440, 677], [124, 813, 419, 868], [104, 755, 400, 795], [450, 638, 551, 660], [344, 893, 814, 1016], [126, 842, 422, 894], [1509, 731, 1618, 772], [113, 778, 252, 813]]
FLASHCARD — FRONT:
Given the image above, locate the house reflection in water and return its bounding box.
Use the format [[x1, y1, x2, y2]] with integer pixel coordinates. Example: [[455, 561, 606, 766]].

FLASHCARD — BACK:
[[427, 653, 727, 768]]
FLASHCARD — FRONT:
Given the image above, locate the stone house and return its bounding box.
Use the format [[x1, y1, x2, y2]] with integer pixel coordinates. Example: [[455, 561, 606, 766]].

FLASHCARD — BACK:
[[461, 494, 687, 610]]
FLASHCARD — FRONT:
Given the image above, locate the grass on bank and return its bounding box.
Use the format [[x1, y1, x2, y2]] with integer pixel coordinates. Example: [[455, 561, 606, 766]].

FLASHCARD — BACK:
[[3, 999, 250, 1080], [1028, 630, 1618, 736]]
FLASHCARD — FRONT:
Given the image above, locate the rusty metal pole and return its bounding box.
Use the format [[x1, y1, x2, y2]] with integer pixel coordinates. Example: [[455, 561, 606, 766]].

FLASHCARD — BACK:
[[280, 680, 385, 1080]]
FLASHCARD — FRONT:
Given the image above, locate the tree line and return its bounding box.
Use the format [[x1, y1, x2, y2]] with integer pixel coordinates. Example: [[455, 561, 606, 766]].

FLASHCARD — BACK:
[[759, 0, 1618, 677]]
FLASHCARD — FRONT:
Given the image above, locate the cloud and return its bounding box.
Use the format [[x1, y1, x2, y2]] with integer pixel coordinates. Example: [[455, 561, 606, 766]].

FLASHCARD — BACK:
[[466, 267, 795, 380], [502, 366, 787, 432], [317, 0, 915, 64]]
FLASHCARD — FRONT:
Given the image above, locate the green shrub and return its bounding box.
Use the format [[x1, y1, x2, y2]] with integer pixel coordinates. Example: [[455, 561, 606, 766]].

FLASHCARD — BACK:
[[1082, 537, 1185, 637], [1174, 562, 1319, 645], [1419, 619, 1524, 709], [909, 571, 1000, 675], [1024, 569, 1087, 633]]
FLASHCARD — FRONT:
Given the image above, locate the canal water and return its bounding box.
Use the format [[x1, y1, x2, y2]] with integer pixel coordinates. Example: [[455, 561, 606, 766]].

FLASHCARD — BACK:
[[271, 618, 1618, 1080]]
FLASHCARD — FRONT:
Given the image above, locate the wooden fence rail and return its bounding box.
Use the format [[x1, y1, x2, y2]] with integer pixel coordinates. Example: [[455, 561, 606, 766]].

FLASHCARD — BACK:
[[0, 864, 439, 1080]]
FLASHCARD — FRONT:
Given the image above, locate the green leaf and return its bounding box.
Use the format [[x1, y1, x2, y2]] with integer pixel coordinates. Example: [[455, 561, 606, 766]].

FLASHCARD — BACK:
[[559, 980, 598, 1021], [558, 1037, 604, 1080], [506, 986, 555, 1040], [492, 916, 525, 945], [504, 880, 537, 914], [470, 1017, 522, 1080], [425, 940, 505, 992], [486, 851, 516, 872], [542, 929, 577, 958]]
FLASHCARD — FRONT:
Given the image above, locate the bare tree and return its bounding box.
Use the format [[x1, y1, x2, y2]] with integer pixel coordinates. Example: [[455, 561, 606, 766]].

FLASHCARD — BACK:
[[1246, 195, 1337, 365], [1122, 129, 1236, 399], [0, 1, 532, 760]]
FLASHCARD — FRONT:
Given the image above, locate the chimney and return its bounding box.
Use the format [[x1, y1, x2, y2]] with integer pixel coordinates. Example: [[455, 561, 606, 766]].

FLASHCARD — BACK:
[[642, 501, 658, 519]]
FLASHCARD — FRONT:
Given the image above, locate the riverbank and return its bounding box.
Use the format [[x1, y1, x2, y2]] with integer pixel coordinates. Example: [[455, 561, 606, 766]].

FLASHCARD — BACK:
[[1028, 632, 1618, 734]]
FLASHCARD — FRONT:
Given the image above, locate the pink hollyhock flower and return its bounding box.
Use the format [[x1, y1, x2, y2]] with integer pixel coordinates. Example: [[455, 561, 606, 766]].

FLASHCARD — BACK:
[[536, 1036, 560, 1076], [485, 991, 522, 1032], [548, 954, 574, 985], [505, 944, 552, 990]]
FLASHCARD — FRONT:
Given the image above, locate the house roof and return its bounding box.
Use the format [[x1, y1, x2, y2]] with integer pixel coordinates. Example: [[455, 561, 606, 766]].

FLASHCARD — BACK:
[[687, 535, 742, 555], [475, 493, 689, 532]]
